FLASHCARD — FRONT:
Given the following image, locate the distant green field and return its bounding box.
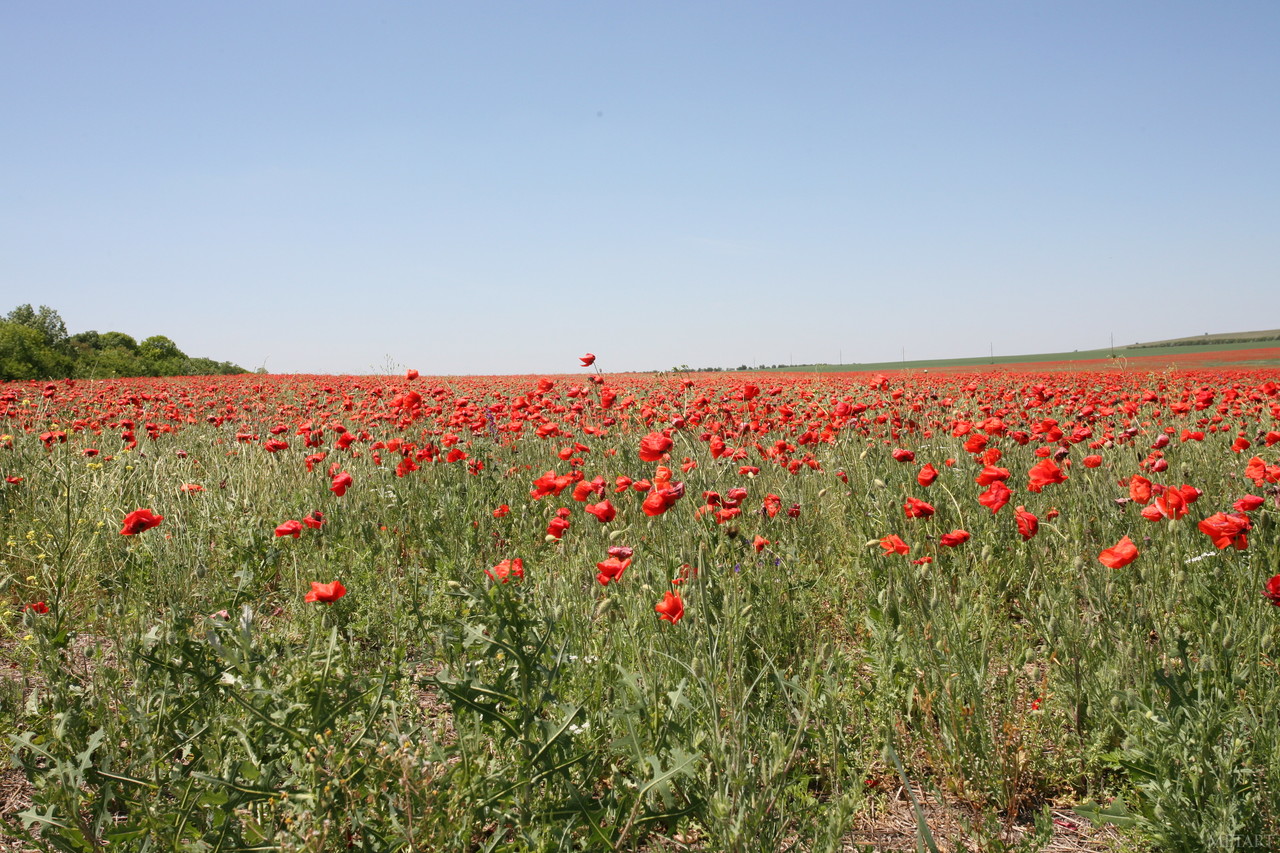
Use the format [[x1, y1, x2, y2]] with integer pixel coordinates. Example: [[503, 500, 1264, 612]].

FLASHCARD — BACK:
[[762, 337, 1280, 373]]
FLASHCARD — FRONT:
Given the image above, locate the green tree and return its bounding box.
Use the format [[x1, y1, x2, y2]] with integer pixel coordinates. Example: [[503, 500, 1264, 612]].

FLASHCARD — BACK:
[[99, 331, 139, 352], [0, 320, 73, 380], [139, 335, 187, 376], [6, 304, 70, 350]]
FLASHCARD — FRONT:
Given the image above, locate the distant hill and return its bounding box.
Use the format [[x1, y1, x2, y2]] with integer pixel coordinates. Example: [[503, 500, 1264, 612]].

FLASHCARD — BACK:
[[1124, 329, 1280, 349], [747, 329, 1280, 373]]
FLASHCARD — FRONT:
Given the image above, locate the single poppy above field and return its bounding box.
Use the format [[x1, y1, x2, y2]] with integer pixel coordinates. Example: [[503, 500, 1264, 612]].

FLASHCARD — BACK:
[[330, 471, 353, 497], [1264, 575, 1280, 606], [1198, 512, 1251, 550], [585, 500, 617, 523], [120, 508, 163, 536], [304, 580, 346, 603], [880, 534, 909, 556], [655, 591, 684, 623], [487, 558, 524, 583], [1014, 506, 1039, 540], [274, 520, 303, 538], [596, 555, 630, 586], [1098, 536, 1139, 568]]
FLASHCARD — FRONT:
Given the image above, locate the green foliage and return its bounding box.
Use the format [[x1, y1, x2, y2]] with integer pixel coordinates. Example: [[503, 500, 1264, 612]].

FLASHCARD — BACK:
[[11, 607, 405, 850], [0, 304, 245, 379]]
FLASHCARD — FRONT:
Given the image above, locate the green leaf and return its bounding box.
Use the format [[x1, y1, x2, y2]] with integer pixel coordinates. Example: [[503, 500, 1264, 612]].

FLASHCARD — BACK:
[[1072, 799, 1139, 828]]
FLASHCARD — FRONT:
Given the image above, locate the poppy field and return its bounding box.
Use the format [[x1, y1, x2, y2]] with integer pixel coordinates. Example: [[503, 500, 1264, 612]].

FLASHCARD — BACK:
[[2, 364, 1279, 851]]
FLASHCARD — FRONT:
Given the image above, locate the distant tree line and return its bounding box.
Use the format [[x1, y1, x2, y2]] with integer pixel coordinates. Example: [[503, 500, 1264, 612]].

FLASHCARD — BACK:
[[0, 304, 247, 381]]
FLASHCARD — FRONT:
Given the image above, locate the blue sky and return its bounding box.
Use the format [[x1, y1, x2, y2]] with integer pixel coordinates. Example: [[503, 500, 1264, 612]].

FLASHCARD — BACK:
[[3, 2, 1277, 375]]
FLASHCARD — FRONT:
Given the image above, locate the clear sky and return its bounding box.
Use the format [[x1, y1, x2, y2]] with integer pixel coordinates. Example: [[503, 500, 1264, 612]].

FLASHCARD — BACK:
[[3, 2, 1277, 375]]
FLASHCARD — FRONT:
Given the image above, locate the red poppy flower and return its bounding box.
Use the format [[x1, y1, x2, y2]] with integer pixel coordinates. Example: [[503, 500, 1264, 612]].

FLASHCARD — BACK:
[[492, 504, 511, 518], [1098, 536, 1139, 569], [753, 535, 770, 552], [120, 508, 164, 536], [1026, 459, 1067, 492], [1234, 495, 1266, 513], [486, 558, 524, 583], [1198, 512, 1251, 550], [1264, 574, 1280, 606], [530, 470, 572, 499], [330, 471, 353, 497], [975, 466, 1010, 486], [1082, 455, 1103, 468], [274, 520, 303, 538], [642, 484, 684, 517], [879, 534, 909, 556], [916, 464, 938, 487], [655, 590, 684, 623], [547, 517, 571, 539], [25, 601, 49, 614], [1129, 475, 1152, 505], [903, 497, 935, 519], [572, 476, 607, 502], [978, 481, 1012, 514], [891, 448, 915, 463], [304, 580, 347, 603], [302, 511, 325, 529], [638, 432, 674, 462], [939, 529, 970, 547], [762, 493, 782, 517], [1153, 487, 1188, 520], [180, 483, 205, 493], [596, 555, 630, 585], [585, 500, 617, 523], [580, 353, 596, 367], [1014, 506, 1038, 540]]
